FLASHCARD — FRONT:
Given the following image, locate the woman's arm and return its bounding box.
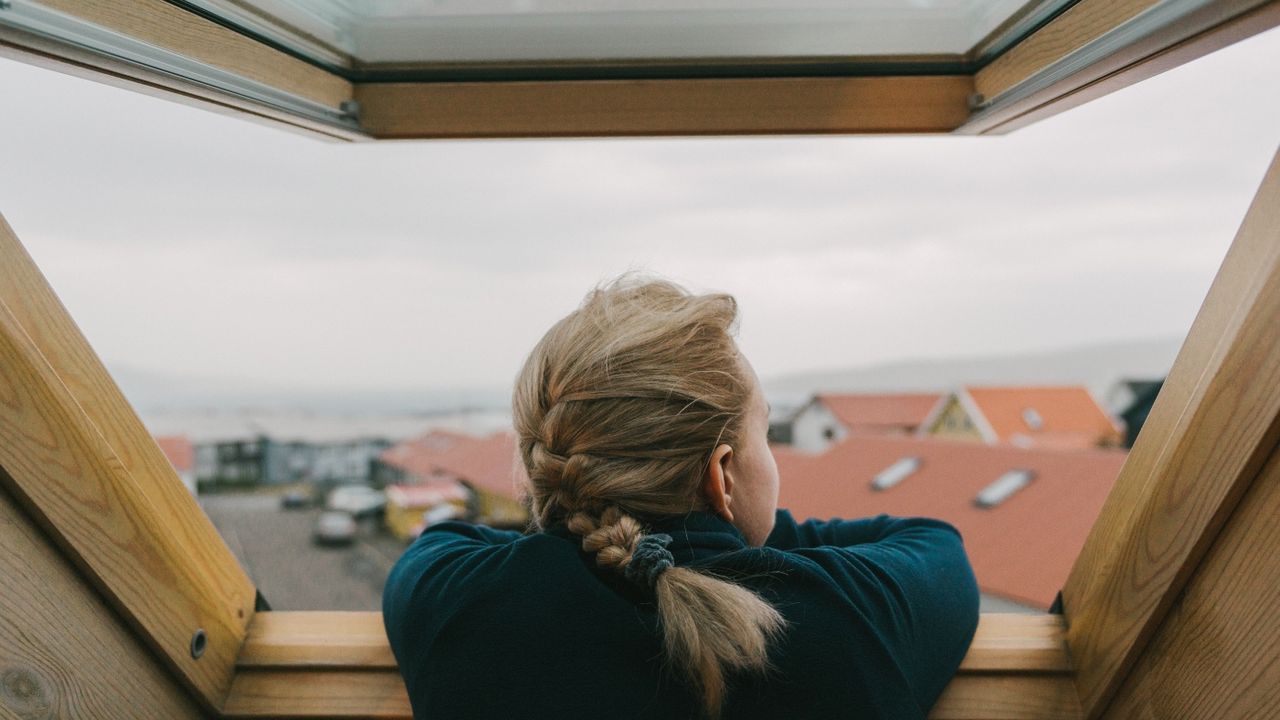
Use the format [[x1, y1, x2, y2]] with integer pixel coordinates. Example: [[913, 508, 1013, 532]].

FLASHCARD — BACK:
[[766, 508, 917, 549], [772, 509, 980, 713], [382, 522, 523, 662]]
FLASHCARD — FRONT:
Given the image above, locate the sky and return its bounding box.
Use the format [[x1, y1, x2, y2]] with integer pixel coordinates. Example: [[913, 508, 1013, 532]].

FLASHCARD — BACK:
[[1, 27, 1278, 399]]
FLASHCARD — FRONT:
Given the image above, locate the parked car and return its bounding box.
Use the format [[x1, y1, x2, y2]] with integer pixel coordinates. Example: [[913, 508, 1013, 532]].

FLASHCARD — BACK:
[[326, 485, 386, 519], [280, 490, 309, 509], [312, 511, 357, 546]]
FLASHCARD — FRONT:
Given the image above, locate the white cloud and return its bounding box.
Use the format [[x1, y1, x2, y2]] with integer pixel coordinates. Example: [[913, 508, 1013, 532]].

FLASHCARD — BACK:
[[1, 26, 1278, 397]]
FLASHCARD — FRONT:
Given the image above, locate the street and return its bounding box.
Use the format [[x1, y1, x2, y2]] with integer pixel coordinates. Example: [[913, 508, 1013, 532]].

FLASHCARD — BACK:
[[199, 492, 406, 611]]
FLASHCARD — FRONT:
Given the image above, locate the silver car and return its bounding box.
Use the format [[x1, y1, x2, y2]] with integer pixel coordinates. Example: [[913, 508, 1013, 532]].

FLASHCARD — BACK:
[[312, 511, 357, 546]]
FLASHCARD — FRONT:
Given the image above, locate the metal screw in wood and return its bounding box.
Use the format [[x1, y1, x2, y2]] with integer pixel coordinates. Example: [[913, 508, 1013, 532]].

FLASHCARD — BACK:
[[190, 629, 207, 659]]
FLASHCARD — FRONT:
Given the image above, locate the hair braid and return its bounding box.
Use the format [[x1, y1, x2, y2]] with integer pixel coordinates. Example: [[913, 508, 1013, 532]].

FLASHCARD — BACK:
[[568, 506, 643, 569], [513, 275, 785, 718]]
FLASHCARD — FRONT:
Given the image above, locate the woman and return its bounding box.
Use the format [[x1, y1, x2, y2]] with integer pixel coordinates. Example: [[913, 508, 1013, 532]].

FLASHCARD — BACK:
[[383, 277, 979, 719]]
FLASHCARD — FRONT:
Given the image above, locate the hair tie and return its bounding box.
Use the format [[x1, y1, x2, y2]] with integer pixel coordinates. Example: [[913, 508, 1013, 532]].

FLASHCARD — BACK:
[[624, 533, 675, 590]]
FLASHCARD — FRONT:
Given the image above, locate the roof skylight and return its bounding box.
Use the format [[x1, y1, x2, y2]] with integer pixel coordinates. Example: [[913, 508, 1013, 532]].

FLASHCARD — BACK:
[[871, 456, 921, 491], [975, 469, 1034, 508]]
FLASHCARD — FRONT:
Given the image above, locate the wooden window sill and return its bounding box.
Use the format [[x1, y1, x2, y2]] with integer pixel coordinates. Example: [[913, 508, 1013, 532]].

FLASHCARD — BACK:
[[223, 611, 1080, 719]]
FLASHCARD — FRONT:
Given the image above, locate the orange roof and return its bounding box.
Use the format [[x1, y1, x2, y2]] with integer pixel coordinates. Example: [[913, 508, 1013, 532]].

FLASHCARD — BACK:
[[434, 431, 527, 500], [818, 392, 942, 433], [774, 435, 1127, 608], [952, 386, 1121, 448], [154, 435, 194, 472], [380, 430, 526, 500], [379, 429, 474, 481]]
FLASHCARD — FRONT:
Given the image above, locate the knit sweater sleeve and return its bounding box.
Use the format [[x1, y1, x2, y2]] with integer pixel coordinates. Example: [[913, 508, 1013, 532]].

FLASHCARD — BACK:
[[382, 522, 523, 684], [766, 508, 918, 549], [768, 509, 980, 714]]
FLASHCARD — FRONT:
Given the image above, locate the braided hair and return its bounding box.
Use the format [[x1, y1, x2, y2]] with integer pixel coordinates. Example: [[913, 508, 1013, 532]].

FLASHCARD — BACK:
[[512, 276, 784, 718]]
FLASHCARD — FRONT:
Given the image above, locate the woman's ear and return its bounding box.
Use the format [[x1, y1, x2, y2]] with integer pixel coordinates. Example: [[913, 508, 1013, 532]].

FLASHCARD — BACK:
[[701, 444, 735, 523]]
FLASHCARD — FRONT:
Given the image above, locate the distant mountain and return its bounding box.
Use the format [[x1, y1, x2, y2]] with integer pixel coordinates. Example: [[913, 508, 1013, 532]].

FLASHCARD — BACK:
[[107, 363, 510, 415], [111, 335, 1181, 418], [762, 336, 1182, 408]]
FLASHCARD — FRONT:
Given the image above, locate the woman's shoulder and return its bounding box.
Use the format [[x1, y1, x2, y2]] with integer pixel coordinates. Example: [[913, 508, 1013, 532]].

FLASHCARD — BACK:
[[386, 522, 573, 594]]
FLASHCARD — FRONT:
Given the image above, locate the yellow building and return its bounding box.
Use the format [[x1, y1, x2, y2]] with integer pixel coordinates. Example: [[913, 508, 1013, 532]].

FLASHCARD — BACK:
[[379, 430, 531, 533], [384, 483, 470, 541], [924, 394, 985, 442]]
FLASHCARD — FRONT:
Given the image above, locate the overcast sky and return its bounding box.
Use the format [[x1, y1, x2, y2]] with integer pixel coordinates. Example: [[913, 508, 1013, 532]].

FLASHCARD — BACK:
[[1, 28, 1278, 396]]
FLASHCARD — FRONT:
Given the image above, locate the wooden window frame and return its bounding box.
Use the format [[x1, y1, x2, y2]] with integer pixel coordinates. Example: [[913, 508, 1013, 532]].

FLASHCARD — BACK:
[[221, 611, 1079, 719], [0, 216, 257, 712], [2, 2, 1280, 717], [960, 0, 1280, 134], [1, 0, 1278, 139], [3, 145, 1279, 718]]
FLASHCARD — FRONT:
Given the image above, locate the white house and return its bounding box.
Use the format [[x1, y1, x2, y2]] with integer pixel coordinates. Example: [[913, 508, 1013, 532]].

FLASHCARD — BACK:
[[788, 392, 943, 453]]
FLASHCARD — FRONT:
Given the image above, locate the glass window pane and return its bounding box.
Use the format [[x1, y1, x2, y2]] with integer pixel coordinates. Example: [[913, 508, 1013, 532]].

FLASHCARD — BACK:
[[187, 0, 1072, 66]]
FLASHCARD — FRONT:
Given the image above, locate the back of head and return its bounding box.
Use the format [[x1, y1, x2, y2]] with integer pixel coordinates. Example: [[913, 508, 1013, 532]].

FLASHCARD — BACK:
[[512, 275, 784, 718]]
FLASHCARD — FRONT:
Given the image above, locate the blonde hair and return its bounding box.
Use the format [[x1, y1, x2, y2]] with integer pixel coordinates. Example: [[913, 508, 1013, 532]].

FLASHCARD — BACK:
[[512, 276, 784, 718]]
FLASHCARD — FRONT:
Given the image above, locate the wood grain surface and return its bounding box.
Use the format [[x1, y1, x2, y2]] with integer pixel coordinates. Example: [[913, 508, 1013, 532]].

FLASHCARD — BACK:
[[226, 611, 1078, 718], [355, 75, 973, 138], [33, 0, 351, 109], [0, 21, 363, 142], [964, 0, 1280, 134], [931, 676, 1082, 720], [224, 669, 409, 719], [960, 614, 1074, 673], [223, 669, 1081, 720], [238, 612, 397, 669], [236, 611, 1070, 673], [0, 214, 255, 709], [976, 0, 1163, 101], [1100, 444, 1280, 719], [1060, 148, 1280, 718], [0, 481, 201, 719]]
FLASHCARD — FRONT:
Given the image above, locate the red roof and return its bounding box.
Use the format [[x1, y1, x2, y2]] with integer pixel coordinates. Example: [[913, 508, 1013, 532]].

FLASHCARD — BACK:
[[434, 432, 527, 499], [774, 434, 1127, 608], [154, 435, 194, 472], [960, 386, 1122, 448], [380, 430, 526, 500], [379, 429, 474, 481], [386, 483, 470, 508], [818, 392, 942, 434]]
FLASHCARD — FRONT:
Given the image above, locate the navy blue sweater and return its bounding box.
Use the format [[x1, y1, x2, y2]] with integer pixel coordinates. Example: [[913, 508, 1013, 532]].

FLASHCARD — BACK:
[[383, 509, 979, 719]]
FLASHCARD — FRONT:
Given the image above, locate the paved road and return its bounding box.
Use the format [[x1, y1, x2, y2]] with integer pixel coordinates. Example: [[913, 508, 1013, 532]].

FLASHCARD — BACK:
[[199, 493, 406, 611]]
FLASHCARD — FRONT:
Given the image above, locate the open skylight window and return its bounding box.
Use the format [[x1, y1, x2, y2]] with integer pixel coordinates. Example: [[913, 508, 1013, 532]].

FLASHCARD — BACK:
[[975, 469, 1034, 508], [179, 0, 1071, 69], [871, 456, 921, 491], [2, 0, 1272, 139]]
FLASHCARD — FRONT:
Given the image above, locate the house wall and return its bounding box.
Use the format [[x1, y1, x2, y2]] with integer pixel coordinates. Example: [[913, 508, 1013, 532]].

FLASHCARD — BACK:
[[1104, 383, 1138, 417], [369, 459, 409, 488], [263, 441, 314, 485], [925, 396, 983, 442], [197, 438, 267, 489], [472, 488, 528, 528], [790, 400, 847, 453], [311, 439, 391, 485], [385, 497, 469, 541]]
